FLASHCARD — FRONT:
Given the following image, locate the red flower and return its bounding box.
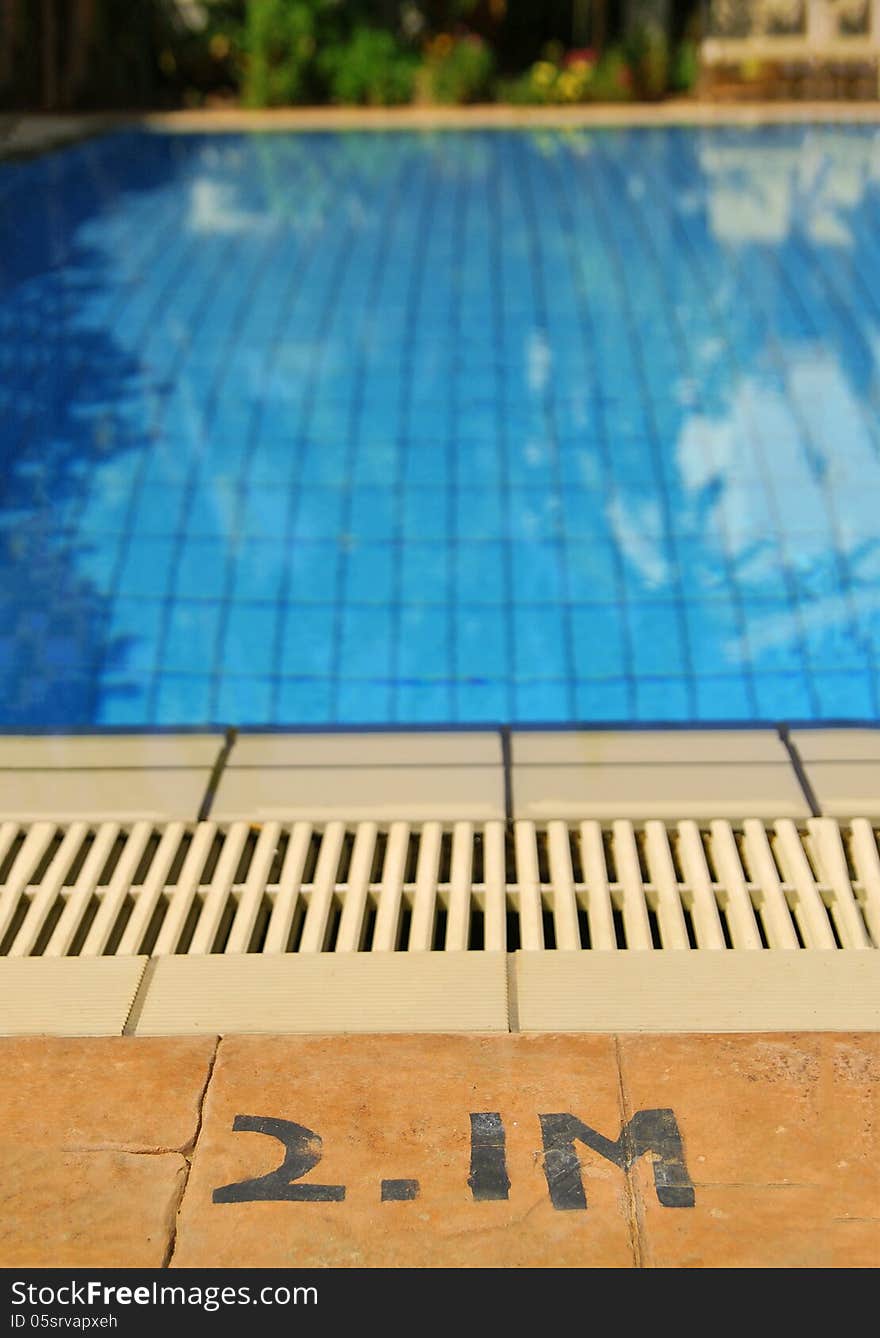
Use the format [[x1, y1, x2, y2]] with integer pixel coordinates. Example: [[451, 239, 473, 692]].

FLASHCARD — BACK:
[[564, 47, 595, 67]]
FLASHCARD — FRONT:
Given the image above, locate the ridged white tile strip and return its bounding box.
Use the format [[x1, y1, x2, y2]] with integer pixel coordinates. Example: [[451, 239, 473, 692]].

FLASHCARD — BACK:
[[0, 816, 878, 960]]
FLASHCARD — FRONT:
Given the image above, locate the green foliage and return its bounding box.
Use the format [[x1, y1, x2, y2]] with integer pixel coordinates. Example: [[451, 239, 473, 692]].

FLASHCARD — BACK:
[[242, 0, 323, 108], [320, 27, 417, 106], [586, 48, 634, 102], [670, 38, 699, 93], [626, 23, 669, 100], [502, 46, 634, 106], [425, 34, 495, 105]]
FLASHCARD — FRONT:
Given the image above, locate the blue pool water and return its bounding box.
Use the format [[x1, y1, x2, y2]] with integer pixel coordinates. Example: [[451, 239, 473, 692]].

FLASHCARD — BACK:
[[2, 124, 880, 728]]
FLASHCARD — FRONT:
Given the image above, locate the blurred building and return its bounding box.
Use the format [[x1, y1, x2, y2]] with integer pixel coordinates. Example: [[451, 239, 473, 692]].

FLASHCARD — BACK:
[[701, 0, 880, 97]]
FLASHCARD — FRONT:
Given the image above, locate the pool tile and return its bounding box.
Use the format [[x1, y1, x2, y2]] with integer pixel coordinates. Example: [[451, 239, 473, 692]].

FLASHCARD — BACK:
[[455, 543, 505, 604], [176, 535, 230, 600], [574, 679, 630, 721], [513, 679, 572, 723], [634, 678, 693, 720], [153, 675, 215, 727], [6, 128, 880, 734], [164, 602, 223, 675], [513, 607, 569, 681], [343, 542, 395, 604], [812, 670, 876, 720], [220, 605, 277, 676], [116, 536, 177, 599], [214, 675, 274, 725]]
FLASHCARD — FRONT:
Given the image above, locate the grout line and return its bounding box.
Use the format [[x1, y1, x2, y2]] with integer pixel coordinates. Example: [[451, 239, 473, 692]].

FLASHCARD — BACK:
[[778, 724, 822, 818], [614, 1035, 645, 1269], [163, 1035, 220, 1269], [196, 727, 238, 822], [506, 952, 518, 1033], [500, 726, 513, 826], [122, 958, 158, 1035]]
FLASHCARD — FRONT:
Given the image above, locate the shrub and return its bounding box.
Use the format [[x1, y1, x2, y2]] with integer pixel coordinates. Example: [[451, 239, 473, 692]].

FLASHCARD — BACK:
[[626, 23, 669, 100], [505, 46, 633, 105], [588, 48, 634, 102], [242, 0, 322, 107], [670, 39, 699, 93], [425, 33, 495, 105], [320, 26, 417, 105]]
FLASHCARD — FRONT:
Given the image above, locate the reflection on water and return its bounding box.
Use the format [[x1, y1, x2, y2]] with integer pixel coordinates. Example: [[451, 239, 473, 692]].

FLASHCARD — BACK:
[[1, 125, 880, 726]]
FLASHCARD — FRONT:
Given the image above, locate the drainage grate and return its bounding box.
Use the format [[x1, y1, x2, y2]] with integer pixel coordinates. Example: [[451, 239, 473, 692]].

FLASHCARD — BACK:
[[0, 817, 878, 959]]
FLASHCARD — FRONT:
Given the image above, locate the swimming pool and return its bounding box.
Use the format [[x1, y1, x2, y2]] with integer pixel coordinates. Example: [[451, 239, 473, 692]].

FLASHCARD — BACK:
[[2, 124, 880, 728]]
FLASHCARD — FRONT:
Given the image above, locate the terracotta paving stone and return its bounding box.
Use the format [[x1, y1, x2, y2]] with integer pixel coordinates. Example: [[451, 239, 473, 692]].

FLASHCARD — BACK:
[[633, 1184, 880, 1268], [172, 1034, 637, 1268], [0, 1036, 217, 1149], [0, 1038, 216, 1268], [0, 1148, 187, 1268], [618, 1033, 880, 1268]]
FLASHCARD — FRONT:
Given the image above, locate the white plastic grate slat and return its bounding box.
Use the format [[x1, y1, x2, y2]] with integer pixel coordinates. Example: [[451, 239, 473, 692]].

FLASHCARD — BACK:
[[299, 820, 344, 954], [578, 821, 616, 950], [446, 822, 474, 952], [710, 819, 763, 949], [225, 821, 281, 955], [773, 819, 837, 950], [742, 820, 800, 949], [7, 823, 88, 958], [0, 822, 56, 947], [644, 821, 690, 950], [80, 822, 152, 958], [482, 821, 507, 952], [151, 822, 216, 957], [262, 821, 312, 954], [547, 821, 580, 950], [0, 822, 20, 878], [116, 821, 186, 956], [514, 821, 543, 950], [187, 821, 248, 955], [407, 821, 441, 951], [372, 821, 409, 952], [612, 820, 653, 950], [848, 819, 880, 948], [335, 821, 376, 953], [44, 823, 120, 958], [675, 821, 725, 949], [0, 817, 878, 960], [807, 818, 872, 949]]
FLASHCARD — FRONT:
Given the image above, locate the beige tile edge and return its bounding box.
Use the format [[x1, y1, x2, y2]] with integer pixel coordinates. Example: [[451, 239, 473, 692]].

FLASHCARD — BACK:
[[0, 957, 149, 1036], [0, 734, 222, 768], [133, 952, 509, 1035], [514, 950, 880, 1033]]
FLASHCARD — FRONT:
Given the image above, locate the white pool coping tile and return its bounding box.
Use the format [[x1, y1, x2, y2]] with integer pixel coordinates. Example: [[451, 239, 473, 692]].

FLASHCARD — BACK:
[[0, 735, 221, 769], [211, 764, 505, 822], [229, 731, 501, 767], [133, 952, 509, 1035], [790, 729, 880, 761], [0, 957, 148, 1036], [511, 730, 788, 765], [513, 950, 880, 1033]]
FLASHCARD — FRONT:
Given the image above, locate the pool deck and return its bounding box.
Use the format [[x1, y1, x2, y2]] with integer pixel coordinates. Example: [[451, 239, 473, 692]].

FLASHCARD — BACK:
[[0, 726, 877, 1268], [4, 99, 880, 161]]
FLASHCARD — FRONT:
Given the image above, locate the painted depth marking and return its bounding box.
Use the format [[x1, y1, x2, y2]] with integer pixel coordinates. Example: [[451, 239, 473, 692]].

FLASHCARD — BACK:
[[213, 1109, 695, 1211]]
